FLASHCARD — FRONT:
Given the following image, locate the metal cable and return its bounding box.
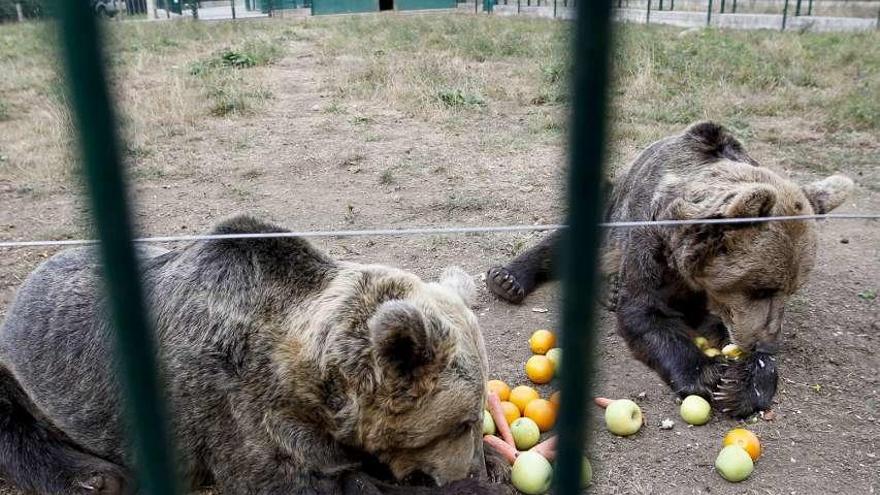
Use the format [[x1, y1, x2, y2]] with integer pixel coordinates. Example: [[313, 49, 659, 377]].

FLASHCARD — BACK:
[[0, 213, 877, 249]]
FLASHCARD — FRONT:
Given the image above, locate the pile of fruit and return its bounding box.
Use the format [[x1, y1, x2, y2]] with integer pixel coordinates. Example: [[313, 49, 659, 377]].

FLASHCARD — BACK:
[[481, 330, 587, 494], [482, 330, 765, 493]]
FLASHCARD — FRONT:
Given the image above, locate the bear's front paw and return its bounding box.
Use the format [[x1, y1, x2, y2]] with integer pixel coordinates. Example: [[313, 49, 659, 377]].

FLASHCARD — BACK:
[[483, 446, 512, 486], [712, 352, 778, 418], [672, 359, 725, 400]]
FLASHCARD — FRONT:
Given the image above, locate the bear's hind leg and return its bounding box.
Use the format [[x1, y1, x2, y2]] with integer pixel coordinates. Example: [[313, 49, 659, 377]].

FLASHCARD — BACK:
[[486, 231, 560, 305], [0, 367, 129, 495]]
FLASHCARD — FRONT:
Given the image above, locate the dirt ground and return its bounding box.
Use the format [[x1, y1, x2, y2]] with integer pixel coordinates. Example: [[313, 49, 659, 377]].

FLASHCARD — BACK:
[[0, 13, 878, 495]]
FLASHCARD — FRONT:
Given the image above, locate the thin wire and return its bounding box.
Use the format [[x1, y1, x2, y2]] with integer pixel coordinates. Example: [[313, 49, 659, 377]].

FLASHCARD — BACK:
[[0, 213, 877, 249]]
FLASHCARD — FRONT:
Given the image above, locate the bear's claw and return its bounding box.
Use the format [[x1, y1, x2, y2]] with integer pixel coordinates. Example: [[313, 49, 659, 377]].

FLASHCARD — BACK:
[[485, 267, 525, 304]]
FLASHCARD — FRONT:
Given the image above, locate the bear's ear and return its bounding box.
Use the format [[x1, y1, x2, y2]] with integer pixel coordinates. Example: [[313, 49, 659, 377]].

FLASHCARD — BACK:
[[438, 266, 477, 307], [721, 185, 777, 219], [663, 185, 776, 221], [369, 300, 450, 391], [801, 175, 854, 214]]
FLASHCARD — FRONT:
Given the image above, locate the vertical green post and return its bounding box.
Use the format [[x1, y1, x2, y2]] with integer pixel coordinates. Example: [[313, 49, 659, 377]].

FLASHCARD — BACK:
[[552, 0, 611, 491], [706, 0, 712, 25], [795, 0, 801, 16], [517, 0, 520, 14], [658, 0, 663, 11], [731, 0, 735, 13], [781, 0, 788, 30], [807, 0, 812, 15], [53, 1, 180, 495], [670, 0, 674, 10], [646, 0, 651, 23], [553, 0, 556, 17], [483, 0, 492, 13], [231, 0, 236, 18], [719, 0, 724, 13]]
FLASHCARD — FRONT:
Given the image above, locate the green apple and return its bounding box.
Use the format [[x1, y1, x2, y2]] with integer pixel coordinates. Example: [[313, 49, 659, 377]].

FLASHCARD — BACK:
[[482, 409, 495, 436], [511, 451, 553, 495], [680, 395, 711, 425], [715, 445, 754, 482], [693, 336, 709, 350], [546, 348, 562, 372], [510, 417, 541, 450], [581, 457, 592, 487], [604, 399, 642, 436]]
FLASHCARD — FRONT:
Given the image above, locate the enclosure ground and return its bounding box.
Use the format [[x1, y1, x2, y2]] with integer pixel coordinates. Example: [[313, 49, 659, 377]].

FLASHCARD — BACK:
[[0, 13, 878, 494]]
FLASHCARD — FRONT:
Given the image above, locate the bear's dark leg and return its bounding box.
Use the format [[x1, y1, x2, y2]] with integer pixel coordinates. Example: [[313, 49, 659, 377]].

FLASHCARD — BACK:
[[486, 231, 560, 305], [617, 301, 724, 400], [0, 367, 130, 495]]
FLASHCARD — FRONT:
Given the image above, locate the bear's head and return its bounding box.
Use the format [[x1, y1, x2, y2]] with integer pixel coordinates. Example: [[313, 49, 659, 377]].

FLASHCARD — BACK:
[[661, 158, 853, 414], [303, 265, 489, 487], [664, 167, 853, 352]]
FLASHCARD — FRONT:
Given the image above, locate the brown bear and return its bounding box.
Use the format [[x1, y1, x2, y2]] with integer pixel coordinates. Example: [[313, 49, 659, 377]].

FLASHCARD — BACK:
[[486, 122, 853, 417], [0, 215, 509, 494]]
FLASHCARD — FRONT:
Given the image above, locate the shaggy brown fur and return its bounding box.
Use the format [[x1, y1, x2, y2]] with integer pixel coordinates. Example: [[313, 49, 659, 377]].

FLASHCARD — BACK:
[[487, 122, 853, 417], [0, 215, 511, 494]]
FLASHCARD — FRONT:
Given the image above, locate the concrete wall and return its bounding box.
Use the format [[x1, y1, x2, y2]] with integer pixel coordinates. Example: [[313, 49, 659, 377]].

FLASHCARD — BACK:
[[492, 4, 878, 32]]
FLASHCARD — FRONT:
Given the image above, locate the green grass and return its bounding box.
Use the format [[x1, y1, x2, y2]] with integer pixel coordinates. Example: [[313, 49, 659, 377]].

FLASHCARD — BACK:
[[309, 16, 879, 136], [0, 15, 878, 189]]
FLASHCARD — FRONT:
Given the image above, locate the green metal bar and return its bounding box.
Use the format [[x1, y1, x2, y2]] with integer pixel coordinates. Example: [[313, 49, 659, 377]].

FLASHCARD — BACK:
[[670, 0, 674, 10], [706, 0, 712, 25], [552, 0, 611, 491], [781, 0, 788, 30], [646, 0, 651, 23], [54, 2, 181, 495], [553, 0, 556, 17], [720, 0, 725, 14], [658, 0, 663, 11], [795, 0, 801, 16], [807, 0, 811, 15], [730, 0, 735, 13]]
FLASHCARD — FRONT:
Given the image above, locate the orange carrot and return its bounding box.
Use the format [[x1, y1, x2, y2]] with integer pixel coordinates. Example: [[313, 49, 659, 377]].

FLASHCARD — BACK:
[[594, 397, 614, 408], [529, 435, 557, 462], [484, 435, 518, 465], [487, 392, 515, 447]]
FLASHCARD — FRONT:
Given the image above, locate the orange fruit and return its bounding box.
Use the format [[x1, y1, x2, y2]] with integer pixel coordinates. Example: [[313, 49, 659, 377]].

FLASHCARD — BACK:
[[500, 401, 521, 425], [524, 398, 557, 432], [525, 355, 555, 384], [529, 329, 557, 355], [487, 380, 511, 402], [509, 385, 540, 413], [722, 428, 761, 461], [549, 391, 561, 409]]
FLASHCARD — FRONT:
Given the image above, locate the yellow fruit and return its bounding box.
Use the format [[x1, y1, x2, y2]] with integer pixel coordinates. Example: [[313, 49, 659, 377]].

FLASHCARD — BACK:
[[524, 398, 557, 432], [529, 330, 557, 355], [704, 347, 721, 358], [487, 380, 511, 401], [525, 355, 554, 385], [723, 428, 761, 461], [500, 401, 521, 425], [509, 385, 540, 413]]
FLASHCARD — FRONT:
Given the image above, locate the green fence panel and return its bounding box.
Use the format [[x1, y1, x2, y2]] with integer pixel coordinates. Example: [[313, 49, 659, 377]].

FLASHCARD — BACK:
[[53, 1, 181, 494], [156, 0, 183, 14], [254, 0, 309, 12], [311, 0, 377, 14], [397, 0, 455, 9]]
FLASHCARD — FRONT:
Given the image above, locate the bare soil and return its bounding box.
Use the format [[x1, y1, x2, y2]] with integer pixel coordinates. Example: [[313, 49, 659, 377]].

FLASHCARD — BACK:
[[0, 13, 878, 495]]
